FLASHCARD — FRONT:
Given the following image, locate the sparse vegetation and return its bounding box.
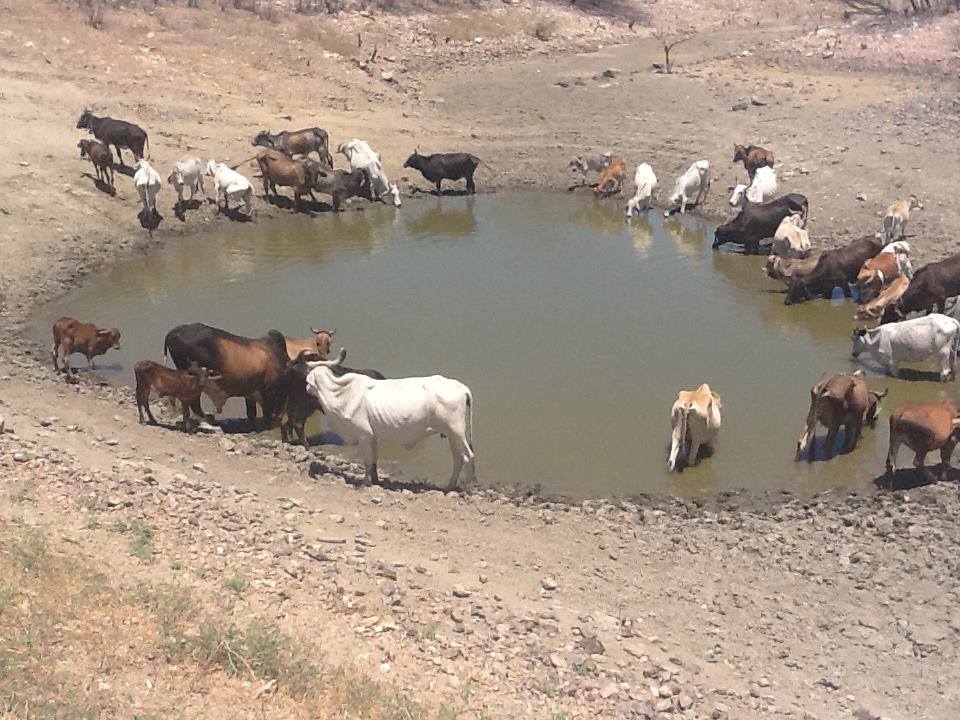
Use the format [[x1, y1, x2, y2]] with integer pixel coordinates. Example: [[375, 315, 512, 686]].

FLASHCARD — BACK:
[[222, 570, 246, 595], [531, 16, 557, 41], [653, 28, 694, 73]]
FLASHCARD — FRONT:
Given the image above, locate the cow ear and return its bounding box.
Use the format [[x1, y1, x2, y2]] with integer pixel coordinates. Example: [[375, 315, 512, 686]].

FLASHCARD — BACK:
[[857, 328, 867, 337]]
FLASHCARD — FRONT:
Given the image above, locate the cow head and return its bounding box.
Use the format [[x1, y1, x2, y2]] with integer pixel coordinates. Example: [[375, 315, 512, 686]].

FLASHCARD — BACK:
[[76, 109, 94, 130], [850, 328, 869, 358], [306, 347, 347, 371], [251, 131, 276, 149], [732, 144, 747, 163], [783, 275, 813, 306], [729, 184, 747, 207], [908, 194, 922, 211], [205, 160, 218, 177], [402, 150, 422, 170], [712, 222, 735, 249], [310, 327, 336, 359], [77, 140, 91, 158], [95, 327, 121, 352], [866, 388, 888, 428], [387, 182, 402, 207], [167, 168, 183, 188], [568, 157, 586, 174]]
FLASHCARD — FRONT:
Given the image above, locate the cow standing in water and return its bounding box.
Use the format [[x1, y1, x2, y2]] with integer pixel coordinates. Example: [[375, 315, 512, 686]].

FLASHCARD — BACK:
[[667, 384, 722, 472], [795, 371, 885, 461]]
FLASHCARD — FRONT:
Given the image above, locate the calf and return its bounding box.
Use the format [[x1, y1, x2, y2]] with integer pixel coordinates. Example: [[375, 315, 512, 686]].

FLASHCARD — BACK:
[[594, 157, 627, 199], [771, 214, 811, 259], [667, 384, 722, 472], [206, 160, 254, 216], [728, 165, 777, 207], [625, 163, 658, 216], [795, 371, 885, 461], [77, 108, 149, 166], [854, 276, 910, 322], [714, 194, 808, 255], [664, 160, 710, 215], [278, 350, 385, 446], [252, 127, 333, 166], [284, 328, 335, 361], [886, 252, 960, 319], [569, 153, 612, 177], [886, 400, 960, 483], [133, 159, 162, 216], [765, 253, 822, 286], [852, 313, 960, 382], [732, 143, 774, 180], [167, 157, 205, 205], [77, 139, 114, 189], [784, 235, 882, 305], [134, 360, 225, 432], [51, 317, 120, 372], [404, 151, 481, 195], [306, 164, 371, 211], [883, 195, 922, 244]]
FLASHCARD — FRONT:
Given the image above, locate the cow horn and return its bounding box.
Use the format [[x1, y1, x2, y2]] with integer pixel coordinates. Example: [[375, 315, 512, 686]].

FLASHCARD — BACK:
[[307, 347, 346, 369], [873, 388, 889, 400]]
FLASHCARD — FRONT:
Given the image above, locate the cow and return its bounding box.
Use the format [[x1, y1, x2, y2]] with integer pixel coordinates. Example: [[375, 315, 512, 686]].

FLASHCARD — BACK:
[[134, 360, 226, 432], [252, 127, 333, 166], [76, 109, 149, 166], [306, 165, 370, 211], [51, 317, 120, 373], [795, 371, 885, 461], [403, 151, 481, 195], [303, 348, 475, 488], [885, 400, 960, 483], [163, 323, 290, 426], [851, 313, 960, 382], [594, 157, 627, 199], [713, 194, 809, 255], [167, 157, 205, 205], [277, 350, 385, 446], [856, 243, 912, 301], [732, 143, 774, 180], [771, 214, 811, 259], [883, 195, 922, 244], [205, 160, 254, 217], [728, 165, 777, 207], [625, 163, 658, 217], [337, 139, 401, 206], [667, 384, 722, 472], [883, 253, 960, 320], [765, 253, 822, 286], [664, 160, 710, 216], [569, 153, 612, 177], [255, 149, 310, 207], [77, 139, 115, 189], [854, 276, 910, 322], [284, 328, 335, 361], [133, 159, 162, 217], [784, 235, 882, 305]]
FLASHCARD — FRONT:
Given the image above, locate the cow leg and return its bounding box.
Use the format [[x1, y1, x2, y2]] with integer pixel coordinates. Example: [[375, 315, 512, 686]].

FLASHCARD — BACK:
[[844, 421, 861, 452], [688, 439, 702, 467], [940, 347, 955, 382], [244, 396, 258, 429], [114, 145, 125, 166], [913, 450, 934, 482], [435, 180, 443, 196], [939, 440, 957, 478], [295, 420, 308, 447], [447, 432, 475, 489], [51, 340, 60, 371], [60, 339, 73, 373], [679, 194, 687, 214], [824, 425, 839, 459], [359, 439, 378, 486], [87, 354, 96, 370], [181, 400, 197, 433], [466, 171, 476, 195]]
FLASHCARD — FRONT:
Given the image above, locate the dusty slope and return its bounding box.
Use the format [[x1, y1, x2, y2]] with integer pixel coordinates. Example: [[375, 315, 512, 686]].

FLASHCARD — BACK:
[[2, 1, 960, 718]]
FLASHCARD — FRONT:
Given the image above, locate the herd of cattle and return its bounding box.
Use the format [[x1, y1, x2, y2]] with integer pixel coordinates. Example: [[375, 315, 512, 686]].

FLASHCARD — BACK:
[[62, 110, 960, 488], [75, 108, 487, 226]]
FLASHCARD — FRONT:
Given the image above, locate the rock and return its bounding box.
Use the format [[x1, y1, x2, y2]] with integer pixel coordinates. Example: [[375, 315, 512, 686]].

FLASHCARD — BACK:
[[452, 585, 471, 598], [678, 693, 694, 710], [541, 577, 557, 591], [330, 514, 345, 524], [732, 101, 749, 112], [602, 68, 620, 78], [750, 96, 767, 106], [599, 681, 619, 699]]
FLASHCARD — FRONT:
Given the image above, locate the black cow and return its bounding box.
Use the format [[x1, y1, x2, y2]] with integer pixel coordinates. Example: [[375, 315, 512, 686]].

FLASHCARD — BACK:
[[881, 253, 960, 322], [712, 193, 809, 254], [302, 161, 371, 210], [278, 350, 386, 446], [784, 236, 883, 305], [163, 323, 289, 427], [403, 151, 481, 195], [76, 109, 149, 166]]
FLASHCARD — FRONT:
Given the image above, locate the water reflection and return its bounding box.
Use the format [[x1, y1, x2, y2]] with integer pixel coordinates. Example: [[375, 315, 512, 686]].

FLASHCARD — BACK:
[[568, 199, 625, 236], [405, 197, 477, 239]]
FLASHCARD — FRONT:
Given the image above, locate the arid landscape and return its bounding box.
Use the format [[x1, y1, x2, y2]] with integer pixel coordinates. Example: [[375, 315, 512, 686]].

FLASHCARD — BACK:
[[2, 0, 960, 718]]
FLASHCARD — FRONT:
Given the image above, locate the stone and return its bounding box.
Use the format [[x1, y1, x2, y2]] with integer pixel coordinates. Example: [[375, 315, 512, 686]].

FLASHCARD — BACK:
[[599, 681, 619, 699], [541, 577, 557, 591], [452, 585, 471, 598]]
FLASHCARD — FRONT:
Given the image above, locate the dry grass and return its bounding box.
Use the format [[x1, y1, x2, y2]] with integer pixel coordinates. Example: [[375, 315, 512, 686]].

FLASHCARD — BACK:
[[0, 520, 436, 719]]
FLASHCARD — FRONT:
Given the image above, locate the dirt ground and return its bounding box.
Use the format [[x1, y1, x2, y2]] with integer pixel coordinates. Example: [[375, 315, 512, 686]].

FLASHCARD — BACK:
[[2, 0, 960, 718]]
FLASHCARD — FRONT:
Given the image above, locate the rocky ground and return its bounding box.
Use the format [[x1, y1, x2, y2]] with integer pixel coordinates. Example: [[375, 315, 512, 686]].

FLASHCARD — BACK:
[[3, 0, 960, 717]]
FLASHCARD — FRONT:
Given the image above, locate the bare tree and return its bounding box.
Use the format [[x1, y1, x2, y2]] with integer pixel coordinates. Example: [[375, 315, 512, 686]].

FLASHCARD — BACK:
[[653, 30, 694, 73]]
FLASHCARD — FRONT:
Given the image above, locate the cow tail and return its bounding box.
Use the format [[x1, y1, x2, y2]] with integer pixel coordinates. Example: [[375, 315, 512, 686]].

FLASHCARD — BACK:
[[475, 157, 496, 177], [465, 391, 474, 455], [144, 135, 151, 161]]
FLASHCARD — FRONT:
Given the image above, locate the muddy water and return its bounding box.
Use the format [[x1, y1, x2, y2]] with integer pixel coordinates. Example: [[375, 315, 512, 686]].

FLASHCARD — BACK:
[[35, 194, 952, 497]]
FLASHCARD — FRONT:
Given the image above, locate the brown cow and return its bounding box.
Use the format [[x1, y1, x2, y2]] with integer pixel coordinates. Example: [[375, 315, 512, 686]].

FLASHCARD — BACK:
[[255, 149, 311, 207], [284, 328, 335, 361], [796, 371, 886, 461], [593, 157, 627, 199], [732, 144, 774, 180], [134, 360, 226, 431], [765, 253, 822, 286], [884, 252, 960, 321], [77, 139, 115, 189], [856, 245, 912, 301], [784, 235, 883, 305], [885, 400, 960, 484], [252, 128, 333, 166], [51, 317, 121, 372], [854, 276, 910, 322]]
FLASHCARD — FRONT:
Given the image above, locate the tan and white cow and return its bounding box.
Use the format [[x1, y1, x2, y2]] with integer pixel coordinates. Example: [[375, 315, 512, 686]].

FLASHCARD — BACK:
[[667, 384, 722, 472], [883, 195, 922, 244]]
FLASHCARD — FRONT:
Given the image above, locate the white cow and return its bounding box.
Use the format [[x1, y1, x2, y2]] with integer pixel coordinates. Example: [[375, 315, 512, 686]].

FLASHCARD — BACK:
[[305, 348, 474, 488], [771, 214, 812, 259], [167, 157, 205, 204], [205, 160, 253, 216], [852, 314, 960, 382], [337, 139, 401, 207], [728, 165, 777, 207], [664, 160, 710, 216], [667, 383, 722, 472], [133, 159, 162, 215], [625, 163, 658, 217]]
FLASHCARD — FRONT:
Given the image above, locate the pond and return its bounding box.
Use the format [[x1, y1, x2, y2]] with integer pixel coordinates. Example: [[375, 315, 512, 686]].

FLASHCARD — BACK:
[[33, 194, 954, 498]]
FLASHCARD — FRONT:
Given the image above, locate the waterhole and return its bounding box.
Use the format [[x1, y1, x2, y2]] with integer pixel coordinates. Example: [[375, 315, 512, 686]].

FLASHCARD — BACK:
[[34, 194, 952, 497]]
